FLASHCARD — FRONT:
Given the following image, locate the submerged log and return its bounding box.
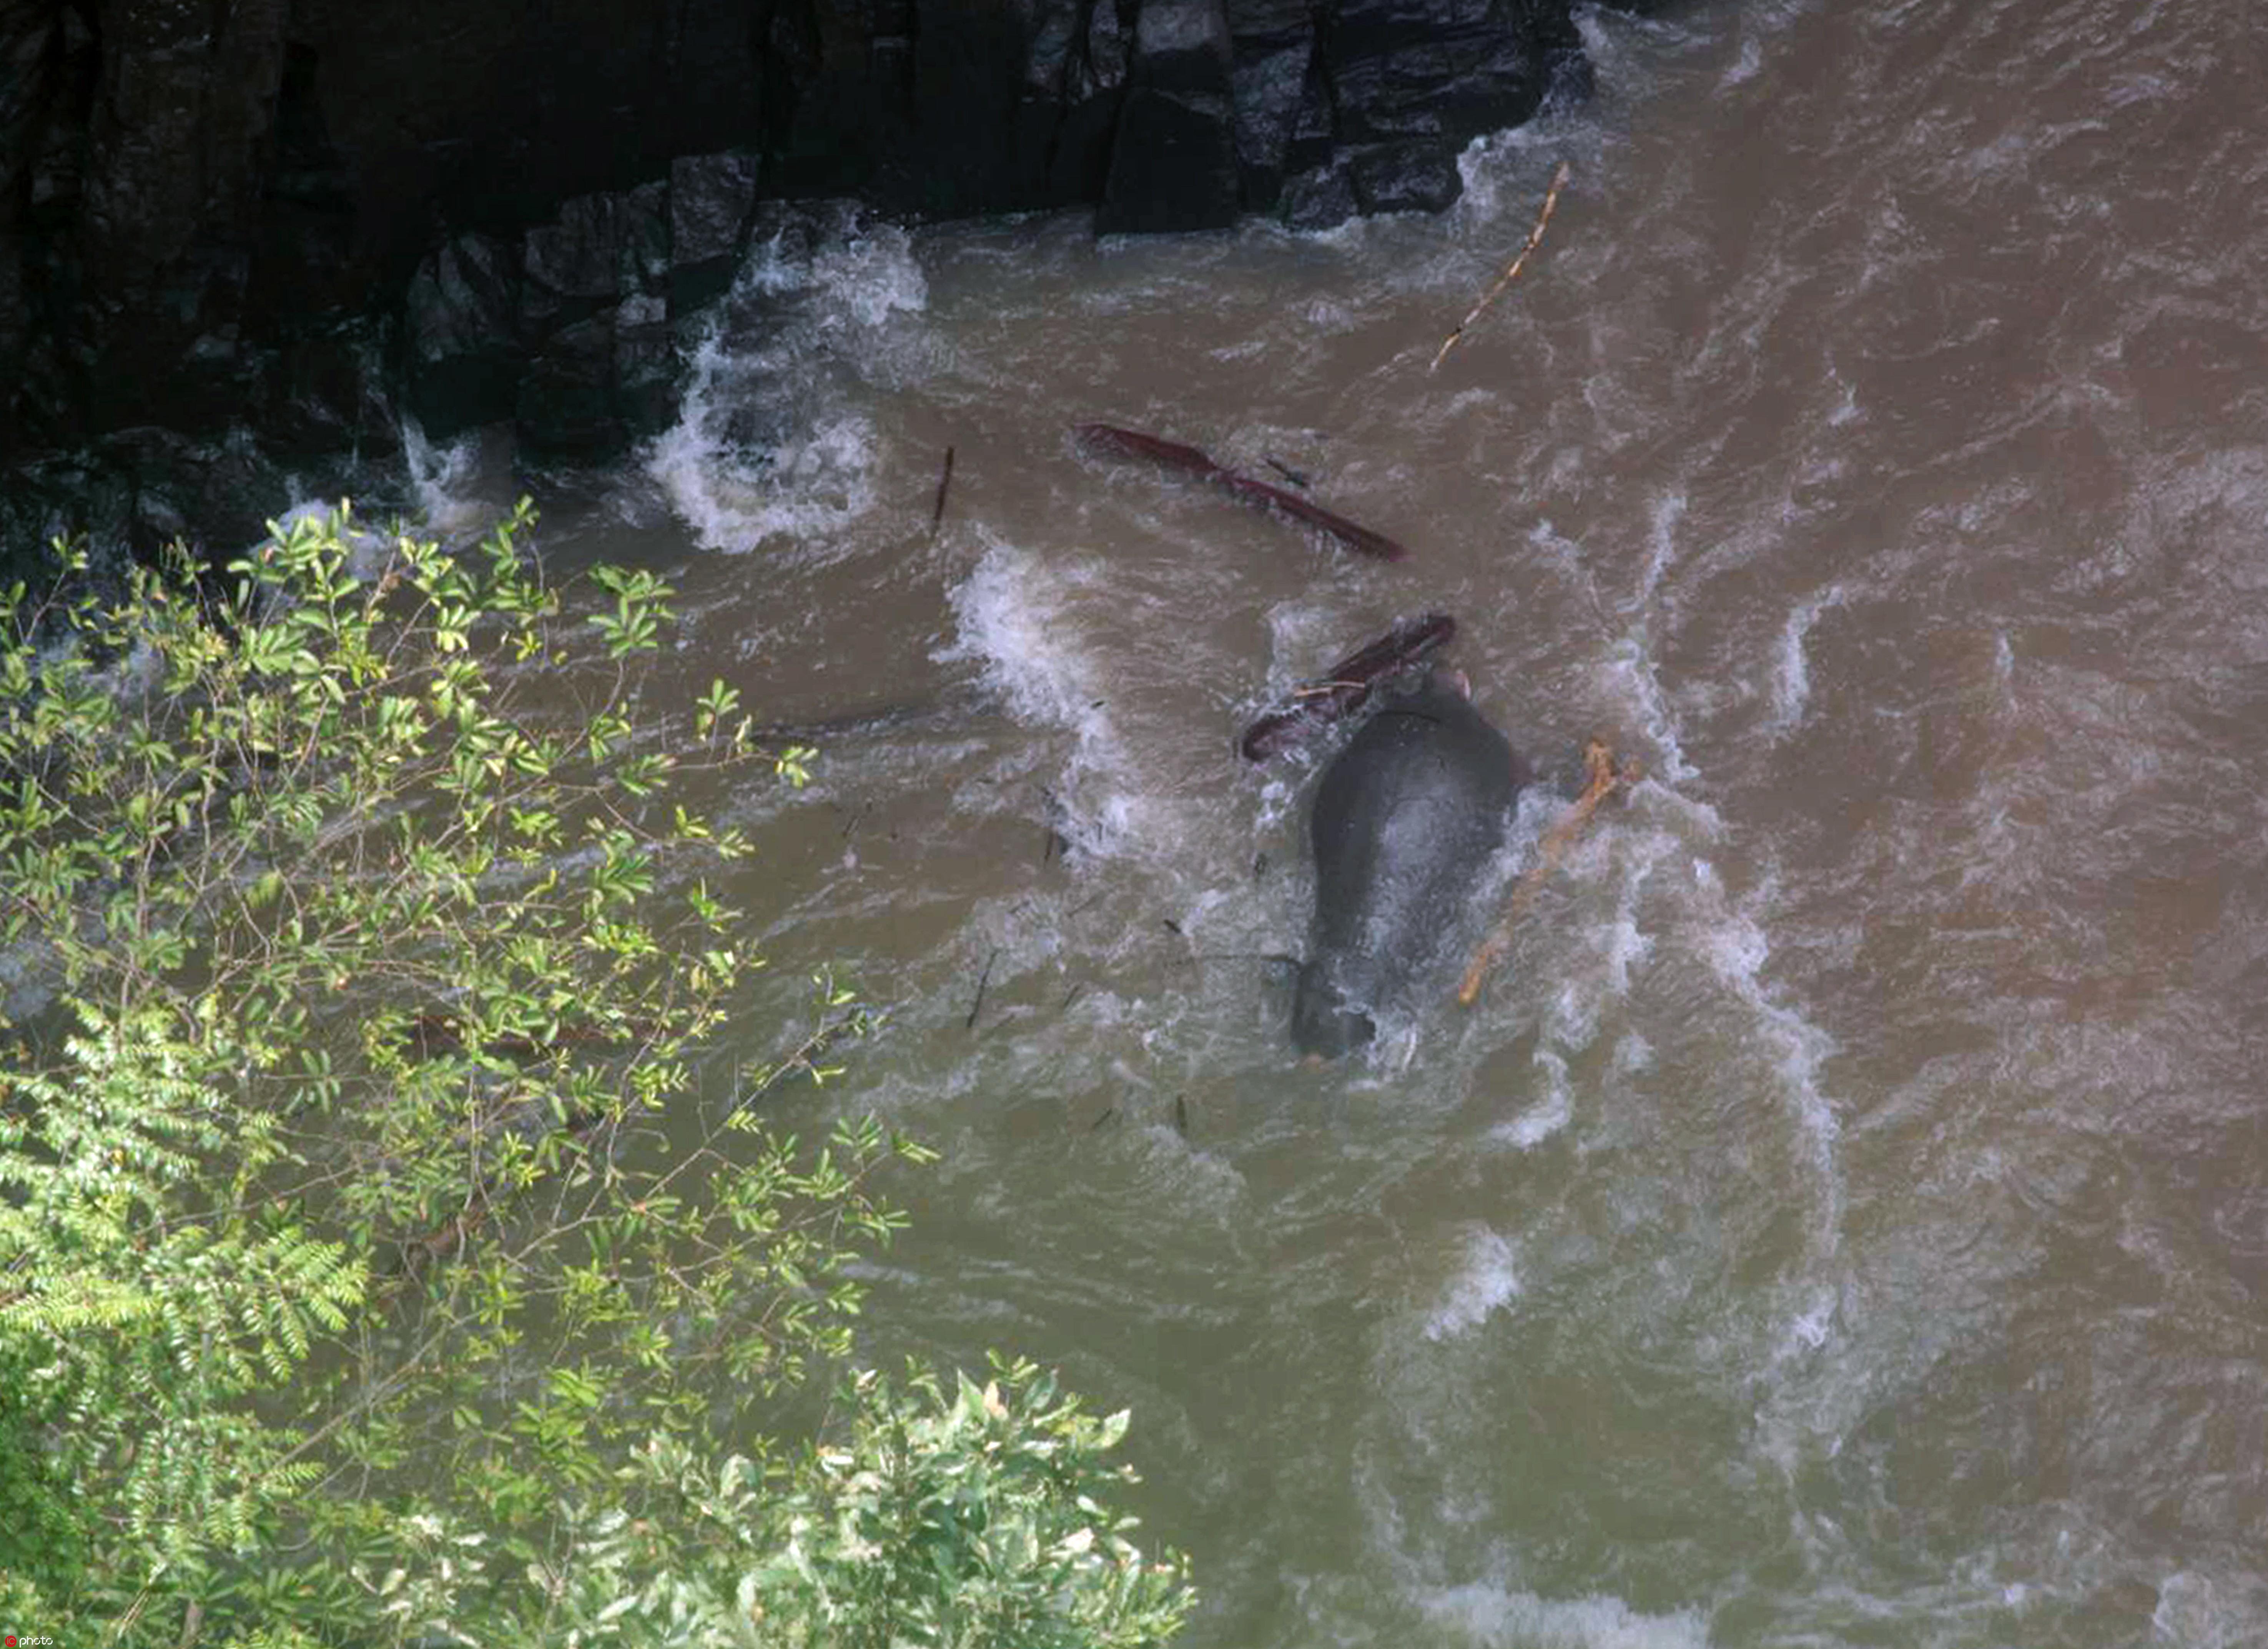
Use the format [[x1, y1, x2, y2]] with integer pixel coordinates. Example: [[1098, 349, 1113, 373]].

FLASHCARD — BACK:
[[1075, 423, 1409, 561], [1239, 612, 1457, 761]]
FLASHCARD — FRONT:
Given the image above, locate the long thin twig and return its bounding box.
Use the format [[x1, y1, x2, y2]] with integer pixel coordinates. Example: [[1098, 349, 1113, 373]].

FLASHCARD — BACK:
[[1431, 161, 1572, 373], [929, 444, 956, 534], [1458, 738, 1639, 1005], [966, 946, 999, 1030]]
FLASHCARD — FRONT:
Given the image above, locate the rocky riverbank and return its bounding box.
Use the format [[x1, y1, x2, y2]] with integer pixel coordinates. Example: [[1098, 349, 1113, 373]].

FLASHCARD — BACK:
[[0, 0, 1675, 573]]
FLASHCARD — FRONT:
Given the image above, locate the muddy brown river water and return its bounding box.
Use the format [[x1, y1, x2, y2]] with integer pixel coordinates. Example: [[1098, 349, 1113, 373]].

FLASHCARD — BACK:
[[387, 0, 2268, 1641]]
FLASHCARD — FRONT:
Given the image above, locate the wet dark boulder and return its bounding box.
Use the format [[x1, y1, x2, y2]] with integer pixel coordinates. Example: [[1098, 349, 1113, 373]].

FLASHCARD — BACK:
[[401, 184, 869, 456], [1348, 139, 1465, 216], [1268, 0, 1588, 228], [1099, 0, 1240, 235], [1225, 0, 1322, 210], [403, 231, 524, 443], [402, 171, 750, 454], [1324, 0, 1580, 148], [668, 151, 765, 316]]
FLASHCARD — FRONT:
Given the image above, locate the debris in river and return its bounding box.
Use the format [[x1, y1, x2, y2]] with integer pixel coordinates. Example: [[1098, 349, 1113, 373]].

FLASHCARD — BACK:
[[1457, 737, 1639, 1006], [929, 443, 956, 534], [1074, 422, 1409, 561], [1239, 613, 1458, 761], [1263, 455, 1311, 489], [966, 946, 1000, 1030], [1431, 161, 1572, 373]]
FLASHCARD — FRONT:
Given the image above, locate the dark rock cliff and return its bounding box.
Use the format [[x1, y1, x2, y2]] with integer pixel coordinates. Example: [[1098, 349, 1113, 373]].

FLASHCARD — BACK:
[[0, 0, 1659, 563]]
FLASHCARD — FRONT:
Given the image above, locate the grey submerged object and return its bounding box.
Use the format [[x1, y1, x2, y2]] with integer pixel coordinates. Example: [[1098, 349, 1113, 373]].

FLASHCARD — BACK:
[[1293, 672, 1528, 1058]]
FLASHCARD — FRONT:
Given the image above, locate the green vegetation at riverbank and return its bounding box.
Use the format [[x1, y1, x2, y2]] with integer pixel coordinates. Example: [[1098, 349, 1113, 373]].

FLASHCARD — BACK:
[[0, 508, 1192, 1646]]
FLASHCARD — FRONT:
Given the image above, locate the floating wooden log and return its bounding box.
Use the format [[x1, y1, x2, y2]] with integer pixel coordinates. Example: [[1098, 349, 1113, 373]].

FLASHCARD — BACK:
[[1239, 612, 1457, 762], [1075, 422, 1409, 562]]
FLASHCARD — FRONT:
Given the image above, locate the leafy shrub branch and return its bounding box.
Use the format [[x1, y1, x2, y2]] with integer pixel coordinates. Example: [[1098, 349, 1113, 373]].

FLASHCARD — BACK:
[[0, 506, 1191, 1646]]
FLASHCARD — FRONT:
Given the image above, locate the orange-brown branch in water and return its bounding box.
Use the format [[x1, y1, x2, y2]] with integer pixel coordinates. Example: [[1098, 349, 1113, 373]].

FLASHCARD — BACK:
[[1431, 161, 1572, 373], [1457, 738, 1639, 1007]]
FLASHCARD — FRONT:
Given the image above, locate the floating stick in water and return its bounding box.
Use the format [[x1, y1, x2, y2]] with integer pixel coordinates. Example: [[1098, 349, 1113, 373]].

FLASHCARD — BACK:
[[1457, 737, 1639, 1005], [1239, 612, 1458, 762], [1075, 422, 1409, 561], [966, 945, 999, 1031], [929, 444, 956, 534], [1431, 161, 1572, 373]]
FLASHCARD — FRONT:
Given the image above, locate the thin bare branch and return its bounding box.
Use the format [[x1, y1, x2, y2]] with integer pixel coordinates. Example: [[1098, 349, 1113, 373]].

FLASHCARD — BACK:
[[1431, 161, 1573, 373]]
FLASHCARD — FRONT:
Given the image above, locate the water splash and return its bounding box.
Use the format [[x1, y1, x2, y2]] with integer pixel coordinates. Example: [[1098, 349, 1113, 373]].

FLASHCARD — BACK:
[[398, 417, 493, 538], [937, 536, 1149, 860], [647, 211, 927, 553], [1416, 1583, 1711, 1648], [1425, 1228, 1524, 1341], [1768, 585, 1847, 735]]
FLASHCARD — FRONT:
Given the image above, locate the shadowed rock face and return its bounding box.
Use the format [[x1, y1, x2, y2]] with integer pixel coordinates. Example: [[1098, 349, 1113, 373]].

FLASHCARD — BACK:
[[0, 0, 1664, 574], [1293, 673, 1528, 1060]]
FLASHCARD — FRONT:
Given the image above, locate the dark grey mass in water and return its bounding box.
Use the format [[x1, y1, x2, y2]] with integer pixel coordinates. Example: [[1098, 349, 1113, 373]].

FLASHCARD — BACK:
[[1294, 672, 1528, 1059]]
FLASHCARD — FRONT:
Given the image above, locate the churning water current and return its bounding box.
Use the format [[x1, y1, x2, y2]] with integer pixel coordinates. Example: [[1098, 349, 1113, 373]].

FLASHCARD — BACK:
[[385, 0, 2268, 1642]]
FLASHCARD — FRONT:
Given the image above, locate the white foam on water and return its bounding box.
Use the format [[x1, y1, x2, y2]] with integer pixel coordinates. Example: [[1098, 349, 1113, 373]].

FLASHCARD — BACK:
[[1693, 870, 1842, 1245], [1452, 120, 1591, 233], [1720, 35, 1764, 88], [1424, 1228, 1524, 1340], [1596, 635, 1698, 784], [646, 215, 926, 553], [1672, 860, 1850, 1475], [1824, 362, 1863, 428], [2152, 1570, 2256, 1649], [1767, 585, 1845, 735], [1490, 816, 1668, 1150], [1417, 1582, 1711, 1649], [1635, 488, 1686, 614], [936, 536, 1151, 860], [399, 417, 493, 538], [1780, 1283, 1839, 1354], [1595, 494, 1704, 786], [1500, 1050, 1573, 1149]]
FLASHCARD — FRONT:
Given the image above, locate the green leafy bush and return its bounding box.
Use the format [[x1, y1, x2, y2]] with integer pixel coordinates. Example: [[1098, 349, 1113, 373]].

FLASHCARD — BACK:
[[0, 507, 1191, 1646]]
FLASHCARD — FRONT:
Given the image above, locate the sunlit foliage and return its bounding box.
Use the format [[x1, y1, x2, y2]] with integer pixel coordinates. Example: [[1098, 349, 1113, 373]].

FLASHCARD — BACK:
[[0, 508, 1191, 1645]]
